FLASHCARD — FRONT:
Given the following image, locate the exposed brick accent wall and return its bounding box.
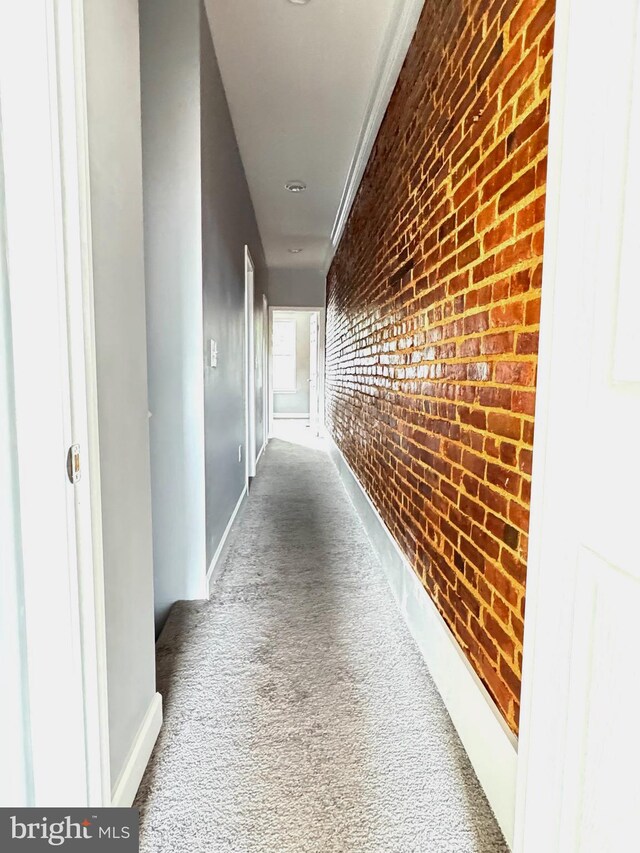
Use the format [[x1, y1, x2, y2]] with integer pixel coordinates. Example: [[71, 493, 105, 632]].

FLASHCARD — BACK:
[[326, 0, 554, 733]]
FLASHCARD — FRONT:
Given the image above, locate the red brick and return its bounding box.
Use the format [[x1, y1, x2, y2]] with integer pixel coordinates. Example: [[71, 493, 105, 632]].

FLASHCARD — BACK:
[[498, 167, 537, 214], [481, 331, 514, 355], [483, 216, 515, 251], [495, 361, 536, 386], [479, 386, 512, 409], [508, 501, 530, 532], [509, 0, 541, 39], [512, 389, 536, 414], [488, 412, 522, 440], [525, 296, 541, 324], [490, 300, 525, 328], [516, 331, 539, 353]]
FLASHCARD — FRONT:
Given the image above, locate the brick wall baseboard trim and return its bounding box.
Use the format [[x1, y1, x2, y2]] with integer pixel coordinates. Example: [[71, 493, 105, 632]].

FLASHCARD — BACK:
[[328, 435, 518, 845]]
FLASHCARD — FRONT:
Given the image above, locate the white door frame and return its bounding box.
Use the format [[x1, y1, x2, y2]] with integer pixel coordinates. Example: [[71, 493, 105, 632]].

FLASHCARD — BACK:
[[244, 246, 256, 483], [515, 0, 640, 848], [0, 0, 110, 806], [308, 312, 320, 434], [268, 306, 325, 437], [261, 293, 269, 458]]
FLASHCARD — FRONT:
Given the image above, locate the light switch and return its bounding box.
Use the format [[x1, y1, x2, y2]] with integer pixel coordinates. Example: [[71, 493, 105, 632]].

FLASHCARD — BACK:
[[210, 339, 218, 368]]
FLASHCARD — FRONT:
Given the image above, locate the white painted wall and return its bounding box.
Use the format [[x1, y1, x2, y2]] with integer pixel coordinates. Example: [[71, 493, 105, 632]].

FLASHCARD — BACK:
[[268, 268, 326, 308], [82, 0, 157, 790], [139, 0, 207, 629]]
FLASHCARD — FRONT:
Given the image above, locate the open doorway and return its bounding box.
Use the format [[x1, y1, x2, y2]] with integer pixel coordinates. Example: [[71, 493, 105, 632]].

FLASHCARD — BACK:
[[269, 307, 324, 443]]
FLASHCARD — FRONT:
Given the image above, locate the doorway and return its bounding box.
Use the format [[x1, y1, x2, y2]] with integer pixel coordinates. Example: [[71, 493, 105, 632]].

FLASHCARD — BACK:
[[269, 307, 324, 440]]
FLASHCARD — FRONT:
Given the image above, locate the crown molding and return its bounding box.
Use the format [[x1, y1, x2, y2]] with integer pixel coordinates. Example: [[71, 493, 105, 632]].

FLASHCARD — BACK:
[[323, 0, 426, 273]]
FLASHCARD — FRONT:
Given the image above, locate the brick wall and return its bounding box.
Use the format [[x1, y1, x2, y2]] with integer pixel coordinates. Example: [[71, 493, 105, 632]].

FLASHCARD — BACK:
[[326, 0, 554, 733]]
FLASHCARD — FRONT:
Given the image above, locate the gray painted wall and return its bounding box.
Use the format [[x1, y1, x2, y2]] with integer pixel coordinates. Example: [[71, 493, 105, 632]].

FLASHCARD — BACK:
[[83, 0, 156, 788], [268, 268, 326, 308], [200, 6, 267, 570], [140, 0, 207, 631], [273, 311, 311, 415], [140, 0, 267, 628]]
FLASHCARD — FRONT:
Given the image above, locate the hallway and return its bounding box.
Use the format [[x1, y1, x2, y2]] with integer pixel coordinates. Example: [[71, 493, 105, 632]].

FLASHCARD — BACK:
[[136, 438, 507, 852]]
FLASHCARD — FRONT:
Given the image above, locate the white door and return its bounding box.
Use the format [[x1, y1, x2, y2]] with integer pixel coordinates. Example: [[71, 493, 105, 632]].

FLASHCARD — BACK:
[[515, 1, 640, 850], [0, 0, 109, 805], [309, 312, 319, 435]]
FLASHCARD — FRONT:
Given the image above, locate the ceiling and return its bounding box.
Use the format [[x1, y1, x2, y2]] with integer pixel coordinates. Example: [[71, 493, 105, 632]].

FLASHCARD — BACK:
[[204, 0, 424, 270]]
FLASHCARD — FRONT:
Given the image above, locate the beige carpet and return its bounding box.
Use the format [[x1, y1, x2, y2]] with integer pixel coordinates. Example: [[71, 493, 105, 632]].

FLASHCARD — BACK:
[[136, 437, 508, 853]]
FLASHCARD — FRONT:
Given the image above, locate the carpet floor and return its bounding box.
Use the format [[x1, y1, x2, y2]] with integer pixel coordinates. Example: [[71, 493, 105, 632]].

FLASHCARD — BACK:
[[136, 436, 508, 853]]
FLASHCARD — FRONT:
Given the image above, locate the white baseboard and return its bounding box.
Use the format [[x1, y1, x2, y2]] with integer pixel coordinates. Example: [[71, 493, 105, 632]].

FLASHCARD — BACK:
[[328, 436, 518, 847], [206, 487, 247, 587], [111, 692, 162, 807], [256, 439, 267, 467]]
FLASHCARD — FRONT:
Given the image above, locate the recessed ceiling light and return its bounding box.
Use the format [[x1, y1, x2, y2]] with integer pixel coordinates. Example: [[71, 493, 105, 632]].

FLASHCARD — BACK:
[[285, 181, 307, 193], [288, 0, 311, 4], [288, 248, 303, 254]]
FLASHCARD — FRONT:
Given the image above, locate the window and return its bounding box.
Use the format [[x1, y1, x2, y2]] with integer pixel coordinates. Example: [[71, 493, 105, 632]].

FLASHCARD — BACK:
[[273, 319, 296, 392]]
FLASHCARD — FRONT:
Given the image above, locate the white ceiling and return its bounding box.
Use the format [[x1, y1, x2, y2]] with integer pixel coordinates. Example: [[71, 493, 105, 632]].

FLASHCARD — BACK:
[[204, 0, 424, 270]]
